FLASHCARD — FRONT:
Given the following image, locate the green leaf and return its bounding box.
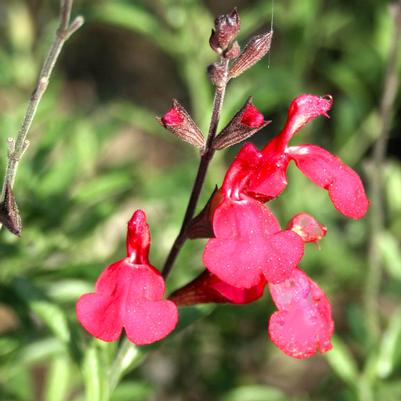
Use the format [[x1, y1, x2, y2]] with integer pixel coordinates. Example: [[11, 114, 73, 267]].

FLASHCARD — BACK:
[[325, 335, 359, 386], [376, 310, 401, 378], [43, 356, 71, 401], [110, 382, 153, 401], [219, 385, 286, 401], [13, 278, 70, 343], [378, 231, 401, 281], [83, 342, 110, 401]]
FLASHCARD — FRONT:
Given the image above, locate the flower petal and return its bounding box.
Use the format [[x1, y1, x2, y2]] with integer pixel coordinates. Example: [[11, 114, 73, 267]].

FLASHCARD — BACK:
[[76, 293, 123, 342], [203, 236, 266, 288], [281, 95, 333, 143], [212, 198, 280, 239], [126, 210, 151, 264], [123, 300, 178, 345], [221, 143, 262, 197], [288, 145, 369, 219], [268, 268, 334, 359], [262, 231, 304, 283]]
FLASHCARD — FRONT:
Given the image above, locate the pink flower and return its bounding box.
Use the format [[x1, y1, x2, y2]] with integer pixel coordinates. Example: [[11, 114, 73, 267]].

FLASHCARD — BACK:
[[268, 268, 334, 359], [76, 210, 178, 345], [203, 144, 304, 288], [246, 94, 369, 219]]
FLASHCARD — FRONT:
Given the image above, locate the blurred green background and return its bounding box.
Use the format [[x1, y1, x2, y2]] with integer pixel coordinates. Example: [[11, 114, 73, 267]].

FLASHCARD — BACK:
[[1, 0, 401, 400]]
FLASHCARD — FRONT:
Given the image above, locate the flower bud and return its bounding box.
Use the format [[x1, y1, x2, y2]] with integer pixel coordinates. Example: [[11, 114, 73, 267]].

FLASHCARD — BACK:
[[157, 100, 205, 149], [0, 182, 22, 236], [213, 97, 270, 150], [229, 31, 273, 79], [209, 8, 240, 53], [287, 213, 327, 243], [224, 41, 241, 59], [207, 62, 227, 87]]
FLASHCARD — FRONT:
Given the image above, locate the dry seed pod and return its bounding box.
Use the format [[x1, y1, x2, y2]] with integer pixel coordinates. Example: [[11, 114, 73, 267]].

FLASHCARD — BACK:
[[229, 31, 273, 79], [0, 182, 22, 236], [209, 8, 240, 53]]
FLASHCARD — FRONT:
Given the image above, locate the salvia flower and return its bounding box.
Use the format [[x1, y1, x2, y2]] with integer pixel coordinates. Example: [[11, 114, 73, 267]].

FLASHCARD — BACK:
[[76, 210, 178, 345], [268, 268, 334, 359], [246, 94, 369, 219], [203, 144, 304, 288]]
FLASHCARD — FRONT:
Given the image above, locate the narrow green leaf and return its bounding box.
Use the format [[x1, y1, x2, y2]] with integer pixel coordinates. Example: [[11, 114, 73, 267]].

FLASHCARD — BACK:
[[378, 232, 401, 281], [83, 342, 109, 401], [325, 335, 359, 386], [219, 385, 286, 401], [376, 310, 401, 378], [44, 356, 71, 401]]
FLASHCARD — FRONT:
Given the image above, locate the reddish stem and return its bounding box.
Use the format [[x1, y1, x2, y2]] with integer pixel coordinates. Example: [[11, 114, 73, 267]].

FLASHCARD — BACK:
[[162, 59, 229, 278]]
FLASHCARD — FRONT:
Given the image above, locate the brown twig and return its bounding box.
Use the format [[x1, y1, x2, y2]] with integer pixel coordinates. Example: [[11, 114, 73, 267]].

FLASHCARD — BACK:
[[0, 0, 84, 230], [161, 59, 230, 279], [365, 1, 401, 340]]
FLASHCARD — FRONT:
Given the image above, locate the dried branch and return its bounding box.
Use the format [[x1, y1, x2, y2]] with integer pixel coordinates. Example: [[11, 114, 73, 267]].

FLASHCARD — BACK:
[[0, 0, 84, 234]]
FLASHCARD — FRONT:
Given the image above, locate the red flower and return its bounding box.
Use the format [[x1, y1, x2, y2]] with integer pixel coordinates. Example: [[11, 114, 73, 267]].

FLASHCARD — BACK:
[[76, 210, 178, 345], [203, 144, 304, 288], [268, 268, 334, 359], [246, 94, 369, 219]]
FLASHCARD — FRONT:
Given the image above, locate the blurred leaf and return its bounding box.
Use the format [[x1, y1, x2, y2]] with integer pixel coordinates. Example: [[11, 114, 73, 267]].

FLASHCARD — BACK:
[[378, 232, 401, 281], [219, 385, 286, 401], [94, 3, 173, 50], [13, 278, 70, 343], [43, 355, 71, 401], [175, 304, 215, 333], [325, 335, 359, 386], [83, 342, 109, 401], [110, 382, 153, 401], [376, 310, 401, 379]]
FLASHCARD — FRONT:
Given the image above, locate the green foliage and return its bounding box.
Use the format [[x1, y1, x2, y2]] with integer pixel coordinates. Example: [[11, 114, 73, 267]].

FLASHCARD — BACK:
[[1, 1, 400, 401]]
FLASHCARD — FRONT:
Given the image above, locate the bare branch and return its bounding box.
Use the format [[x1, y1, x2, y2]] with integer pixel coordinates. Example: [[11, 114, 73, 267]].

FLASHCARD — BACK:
[[0, 0, 84, 235]]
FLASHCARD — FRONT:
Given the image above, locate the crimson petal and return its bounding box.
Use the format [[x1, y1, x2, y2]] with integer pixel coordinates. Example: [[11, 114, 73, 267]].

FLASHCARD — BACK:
[[288, 145, 369, 219]]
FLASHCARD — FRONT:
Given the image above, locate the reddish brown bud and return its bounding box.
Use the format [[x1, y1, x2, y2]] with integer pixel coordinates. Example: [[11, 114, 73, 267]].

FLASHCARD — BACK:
[[287, 213, 327, 243], [213, 97, 270, 150], [207, 62, 227, 87], [0, 182, 22, 236], [229, 31, 273, 79], [209, 8, 240, 53], [224, 41, 241, 59], [158, 100, 205, 149]]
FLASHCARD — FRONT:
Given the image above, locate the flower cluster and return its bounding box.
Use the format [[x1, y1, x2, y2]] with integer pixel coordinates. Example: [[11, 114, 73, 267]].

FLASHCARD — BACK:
[[201, 94, 367, 358], [170, 94, 368, 359], [76, 7, 369, 361]]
